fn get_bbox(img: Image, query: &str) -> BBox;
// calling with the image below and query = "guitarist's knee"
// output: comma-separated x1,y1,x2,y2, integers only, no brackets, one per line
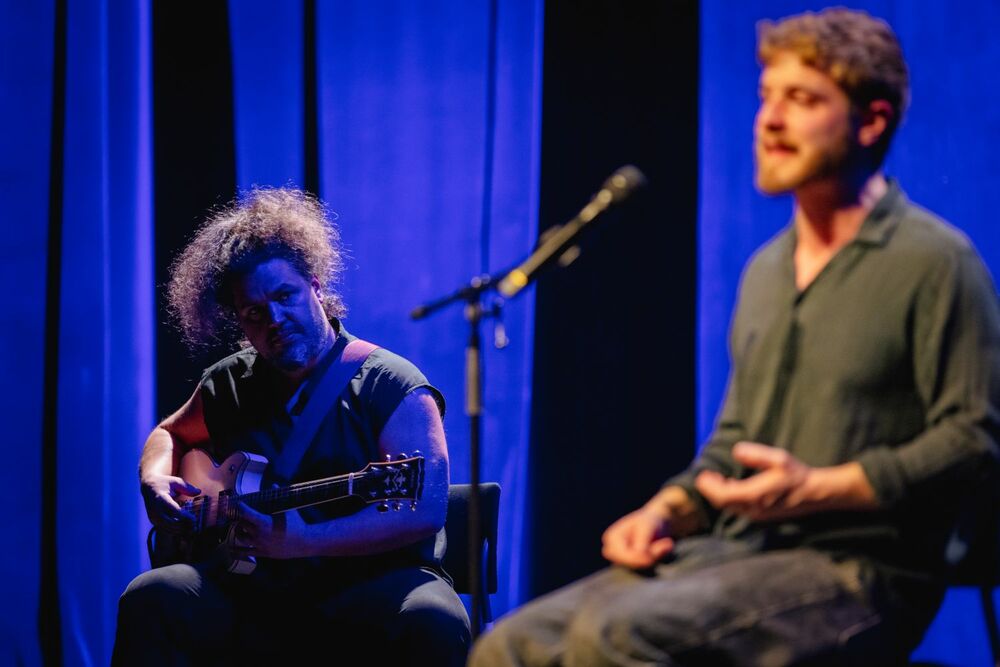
119,564,205,620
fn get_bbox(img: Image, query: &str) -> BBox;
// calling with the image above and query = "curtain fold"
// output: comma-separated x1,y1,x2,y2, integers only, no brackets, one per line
0,1,55,663
56,0,154,664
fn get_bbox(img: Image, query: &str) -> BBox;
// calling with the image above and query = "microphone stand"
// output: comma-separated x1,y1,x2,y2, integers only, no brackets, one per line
410,165,645,638
412,274,506,638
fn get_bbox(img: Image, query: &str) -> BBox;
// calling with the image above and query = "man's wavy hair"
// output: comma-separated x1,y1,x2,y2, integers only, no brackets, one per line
757,7,909,164
167,187,346,348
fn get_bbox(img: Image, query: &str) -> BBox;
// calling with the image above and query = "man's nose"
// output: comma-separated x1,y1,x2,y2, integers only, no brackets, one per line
757,100,786,130
265,301,284,325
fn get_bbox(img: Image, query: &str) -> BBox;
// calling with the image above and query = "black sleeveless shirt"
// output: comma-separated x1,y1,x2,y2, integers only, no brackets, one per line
198,320,447,592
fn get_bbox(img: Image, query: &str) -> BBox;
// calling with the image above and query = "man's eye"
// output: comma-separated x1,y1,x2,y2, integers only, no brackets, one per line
244,307,262,322
790,92,818,106
278,292,292,302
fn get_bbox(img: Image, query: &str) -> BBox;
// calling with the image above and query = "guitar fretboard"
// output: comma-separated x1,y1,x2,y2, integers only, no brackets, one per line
180,465,420,532
239,474,357,515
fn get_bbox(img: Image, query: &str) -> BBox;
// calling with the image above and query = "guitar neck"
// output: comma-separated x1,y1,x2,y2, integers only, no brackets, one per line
240,473,356,515
177,452,423,530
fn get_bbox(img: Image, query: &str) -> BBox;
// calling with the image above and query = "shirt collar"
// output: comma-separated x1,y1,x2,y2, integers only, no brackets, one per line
779,177,907,253
852,178,906,246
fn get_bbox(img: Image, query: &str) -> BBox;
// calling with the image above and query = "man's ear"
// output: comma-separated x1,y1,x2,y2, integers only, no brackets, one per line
857,99,894,148
311,275,323,297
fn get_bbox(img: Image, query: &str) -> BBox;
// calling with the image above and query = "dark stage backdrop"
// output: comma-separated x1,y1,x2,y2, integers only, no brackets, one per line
528,1,699,595
700,2,1000,664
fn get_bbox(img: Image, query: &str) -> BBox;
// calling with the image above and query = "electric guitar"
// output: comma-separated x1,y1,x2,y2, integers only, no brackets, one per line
148,448,424,574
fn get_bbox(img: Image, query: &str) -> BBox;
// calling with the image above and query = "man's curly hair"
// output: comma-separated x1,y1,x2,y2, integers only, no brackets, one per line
167,187,346,348
758,7,909,164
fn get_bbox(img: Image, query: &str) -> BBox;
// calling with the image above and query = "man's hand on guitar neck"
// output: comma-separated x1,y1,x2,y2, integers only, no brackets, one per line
233,502,314,560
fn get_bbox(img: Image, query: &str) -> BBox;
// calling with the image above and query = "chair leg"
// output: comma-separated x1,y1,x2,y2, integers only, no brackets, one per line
480,588,493,628
980,585,1000,667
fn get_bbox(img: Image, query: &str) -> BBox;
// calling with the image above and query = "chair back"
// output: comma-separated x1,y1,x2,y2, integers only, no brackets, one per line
944,480,1000,587
443,482,500,596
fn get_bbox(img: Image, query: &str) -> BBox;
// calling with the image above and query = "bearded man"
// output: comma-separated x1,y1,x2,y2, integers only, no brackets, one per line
113,189,470,665
470,8,1000,666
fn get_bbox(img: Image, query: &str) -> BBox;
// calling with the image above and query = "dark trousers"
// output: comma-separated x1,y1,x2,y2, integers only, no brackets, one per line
113,562,470,666
470,537,925,667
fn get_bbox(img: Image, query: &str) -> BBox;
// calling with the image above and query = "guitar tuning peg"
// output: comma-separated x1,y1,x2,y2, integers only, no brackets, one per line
409,501,418,511
385,454,392,462
377,502,390,513
395,453,409,460
392,501,401,512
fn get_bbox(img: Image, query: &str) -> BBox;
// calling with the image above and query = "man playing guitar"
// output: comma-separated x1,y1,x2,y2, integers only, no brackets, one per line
113,188,470,666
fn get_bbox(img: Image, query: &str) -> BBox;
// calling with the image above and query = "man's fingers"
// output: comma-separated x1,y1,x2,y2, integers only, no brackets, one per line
157,494,194,521
732,442,791,470
169,479,202,497
236,502,269,534
696,468,790,507
604,538,669,570
648,537,674,560
602,526,671,569
603,543,656,569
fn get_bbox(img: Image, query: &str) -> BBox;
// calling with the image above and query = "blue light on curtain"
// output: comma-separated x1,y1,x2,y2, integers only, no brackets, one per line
699,2,1000,665
56,0,154,664
479,0,543,611
229,2,305,190
315,0,542,617
0,1,54,664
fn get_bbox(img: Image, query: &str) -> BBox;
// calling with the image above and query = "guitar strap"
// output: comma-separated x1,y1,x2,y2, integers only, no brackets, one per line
270,338,379,484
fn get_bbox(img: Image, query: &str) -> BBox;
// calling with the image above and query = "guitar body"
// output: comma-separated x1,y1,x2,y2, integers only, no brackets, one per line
148,448,424,575
150,450,269,574
180,449,268,526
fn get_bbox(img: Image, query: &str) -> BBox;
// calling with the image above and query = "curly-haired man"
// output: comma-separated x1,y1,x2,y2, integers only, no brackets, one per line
470,8,1000,666
113,189,470,665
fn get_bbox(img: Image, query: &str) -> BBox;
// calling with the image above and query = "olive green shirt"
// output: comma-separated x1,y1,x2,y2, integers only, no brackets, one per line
670,182,1000,579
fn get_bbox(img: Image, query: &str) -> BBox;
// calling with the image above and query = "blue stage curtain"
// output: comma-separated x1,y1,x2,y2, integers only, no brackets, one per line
229,2,305,190
0,2,54,664
55,0,155,664
227,0,542,617
699,2,1000,665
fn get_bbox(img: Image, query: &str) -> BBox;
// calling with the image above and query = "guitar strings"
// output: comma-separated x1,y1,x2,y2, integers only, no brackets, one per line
180,473,365,513
179,463,418,527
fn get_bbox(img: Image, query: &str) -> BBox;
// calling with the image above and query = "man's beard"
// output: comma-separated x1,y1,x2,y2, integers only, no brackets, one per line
268,333,325,372
755,132,854,195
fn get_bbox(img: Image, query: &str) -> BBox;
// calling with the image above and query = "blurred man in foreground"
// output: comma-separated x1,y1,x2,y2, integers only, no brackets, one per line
472,8,1000,666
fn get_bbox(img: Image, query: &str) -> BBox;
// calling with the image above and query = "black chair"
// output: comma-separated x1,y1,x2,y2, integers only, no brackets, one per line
443,482,501,633
937,489,1000,666
910,483,1000,666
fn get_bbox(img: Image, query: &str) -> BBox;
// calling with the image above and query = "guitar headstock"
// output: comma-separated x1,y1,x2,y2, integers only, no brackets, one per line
354,453,424,511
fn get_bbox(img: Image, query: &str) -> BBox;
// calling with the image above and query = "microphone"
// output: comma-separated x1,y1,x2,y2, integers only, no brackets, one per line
497,165,646,298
